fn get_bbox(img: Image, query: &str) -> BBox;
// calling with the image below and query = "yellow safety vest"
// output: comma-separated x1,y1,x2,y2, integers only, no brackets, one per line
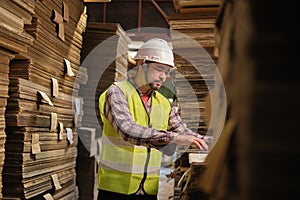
98,81,171,195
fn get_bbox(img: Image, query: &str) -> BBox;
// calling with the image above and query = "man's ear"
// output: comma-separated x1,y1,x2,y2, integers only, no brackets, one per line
137,60,146,72
127,55,137,69
137,59,145,67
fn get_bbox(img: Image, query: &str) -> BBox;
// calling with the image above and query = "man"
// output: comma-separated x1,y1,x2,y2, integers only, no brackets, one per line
98,38,208,200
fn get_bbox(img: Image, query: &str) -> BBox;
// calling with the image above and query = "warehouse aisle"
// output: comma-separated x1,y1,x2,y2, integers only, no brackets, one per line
158,167,174,200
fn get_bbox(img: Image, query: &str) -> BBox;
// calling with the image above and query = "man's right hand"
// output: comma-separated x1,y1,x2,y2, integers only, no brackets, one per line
173,135,208,150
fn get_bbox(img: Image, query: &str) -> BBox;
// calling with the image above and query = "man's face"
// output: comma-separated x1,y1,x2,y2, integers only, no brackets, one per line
146,62,172,90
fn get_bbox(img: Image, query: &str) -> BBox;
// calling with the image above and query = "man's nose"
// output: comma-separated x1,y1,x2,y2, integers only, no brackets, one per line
159,71,167,81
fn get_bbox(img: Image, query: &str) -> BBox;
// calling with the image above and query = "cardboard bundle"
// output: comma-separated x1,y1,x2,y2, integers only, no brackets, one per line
0,0,34,55
2,0,87,199
168,11,219,62
0,0,35,197
0,50,15,199
173,0,220,14
10,0,87,95
80,22,130,131
76,127,99,200
76,22,131,200
168,7,219,134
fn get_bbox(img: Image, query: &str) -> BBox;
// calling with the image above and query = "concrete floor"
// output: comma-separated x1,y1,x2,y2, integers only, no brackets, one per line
158,167,174,200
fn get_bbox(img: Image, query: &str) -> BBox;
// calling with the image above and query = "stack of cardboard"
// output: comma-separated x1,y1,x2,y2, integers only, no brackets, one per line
173,0,220,14
0,50,13,199
76,127,99,200
0,0,35,198
168,5,220,135
2,0,87,199
168,1,223,198
80,22,131,131
75,22,130,199
168,11,219,62
81,22,130,82
0,0,34,55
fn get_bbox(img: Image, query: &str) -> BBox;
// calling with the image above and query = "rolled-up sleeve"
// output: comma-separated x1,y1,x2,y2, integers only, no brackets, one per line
168,106,202,138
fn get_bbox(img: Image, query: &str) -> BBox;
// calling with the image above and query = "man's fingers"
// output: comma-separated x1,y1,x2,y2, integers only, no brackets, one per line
194,138,208,150
174,135,209,150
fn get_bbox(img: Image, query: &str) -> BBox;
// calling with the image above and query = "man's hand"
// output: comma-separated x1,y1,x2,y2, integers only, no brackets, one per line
173,135,208,150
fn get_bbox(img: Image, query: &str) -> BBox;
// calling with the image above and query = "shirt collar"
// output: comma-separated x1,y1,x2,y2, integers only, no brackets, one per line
128,78,156,97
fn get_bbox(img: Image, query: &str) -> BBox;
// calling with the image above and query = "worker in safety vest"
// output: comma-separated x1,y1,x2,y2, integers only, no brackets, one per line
98,38,208,200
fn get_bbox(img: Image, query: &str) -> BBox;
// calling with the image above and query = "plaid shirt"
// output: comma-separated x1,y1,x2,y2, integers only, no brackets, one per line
102,81,200,148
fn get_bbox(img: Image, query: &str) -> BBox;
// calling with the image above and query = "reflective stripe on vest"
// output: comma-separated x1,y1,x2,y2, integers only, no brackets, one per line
98,81,171,195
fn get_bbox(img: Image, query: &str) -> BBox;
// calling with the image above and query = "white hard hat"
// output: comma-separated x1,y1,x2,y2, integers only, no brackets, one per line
134,38,175,68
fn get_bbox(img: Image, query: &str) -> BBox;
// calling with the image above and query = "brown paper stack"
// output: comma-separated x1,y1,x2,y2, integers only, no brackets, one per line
2,0,87,199
173,0,220,14
0,0,34,55
0,0,36,198
76,22,131,200
80,22,131,131
76,127,99,200
168,5,220,135
0,50,14,199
